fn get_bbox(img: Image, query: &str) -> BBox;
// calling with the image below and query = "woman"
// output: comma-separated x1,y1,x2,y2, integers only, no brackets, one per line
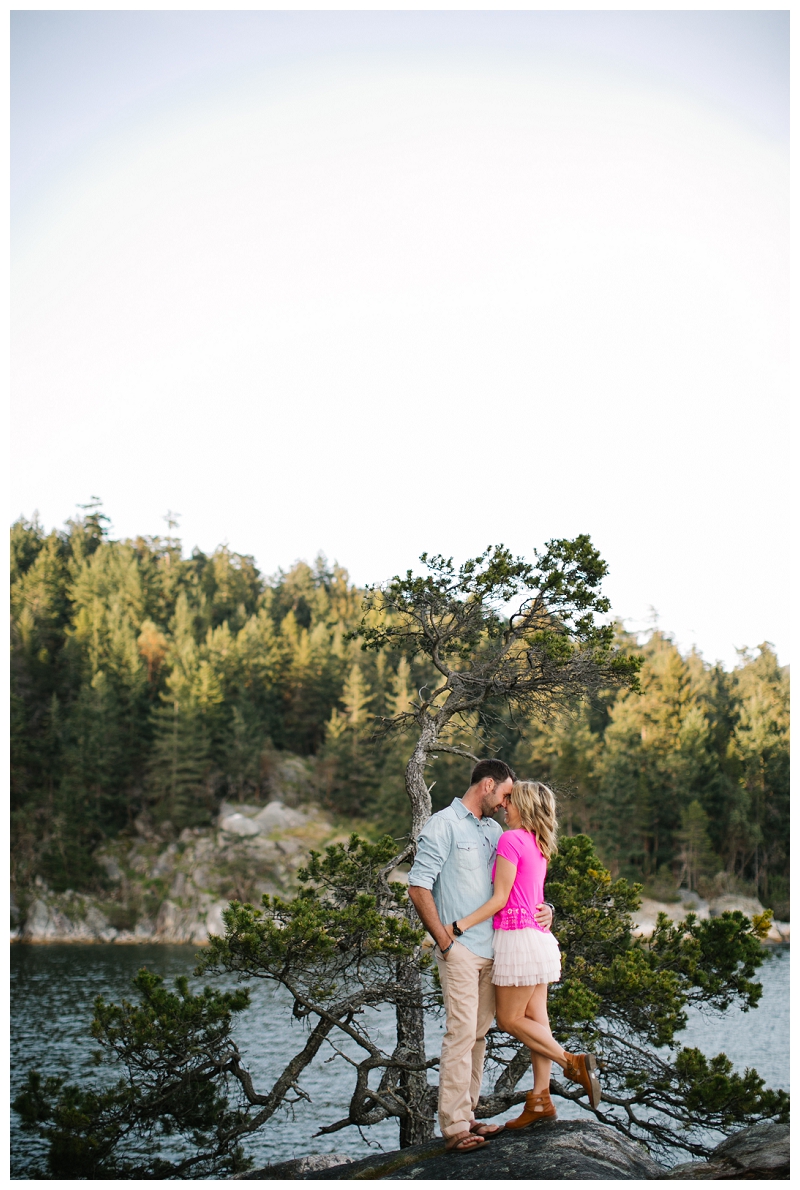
452,780,601,1127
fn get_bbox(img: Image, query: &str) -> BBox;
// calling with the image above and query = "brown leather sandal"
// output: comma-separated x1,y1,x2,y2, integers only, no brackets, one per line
445,1131,487,1153
504,1089,557,1129
563,1051,602,1108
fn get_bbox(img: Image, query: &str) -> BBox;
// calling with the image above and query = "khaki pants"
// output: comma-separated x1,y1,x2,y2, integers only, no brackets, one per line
435,940,496,1138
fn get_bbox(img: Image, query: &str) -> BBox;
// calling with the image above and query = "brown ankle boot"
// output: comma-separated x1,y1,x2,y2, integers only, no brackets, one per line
504,1089,557,1129
563,1052,602,1108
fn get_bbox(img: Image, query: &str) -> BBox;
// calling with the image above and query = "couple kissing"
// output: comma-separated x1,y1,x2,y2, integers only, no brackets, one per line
407,758,602,1154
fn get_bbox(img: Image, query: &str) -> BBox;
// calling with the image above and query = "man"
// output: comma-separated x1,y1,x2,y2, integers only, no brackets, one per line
407,759,554,1153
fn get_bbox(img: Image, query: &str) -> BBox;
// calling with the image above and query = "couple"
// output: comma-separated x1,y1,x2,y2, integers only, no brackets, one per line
407,758,602,1154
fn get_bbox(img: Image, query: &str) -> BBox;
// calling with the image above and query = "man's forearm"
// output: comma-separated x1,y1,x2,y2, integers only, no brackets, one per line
408,886,451,949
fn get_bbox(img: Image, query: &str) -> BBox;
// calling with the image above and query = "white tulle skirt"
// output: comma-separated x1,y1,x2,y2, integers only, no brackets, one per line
492,927,562,986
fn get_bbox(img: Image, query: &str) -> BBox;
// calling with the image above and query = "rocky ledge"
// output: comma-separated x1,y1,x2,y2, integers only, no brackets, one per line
665,1121,789,1180
236,1121,788,1181
12,790,348,946
246,1121,662,1180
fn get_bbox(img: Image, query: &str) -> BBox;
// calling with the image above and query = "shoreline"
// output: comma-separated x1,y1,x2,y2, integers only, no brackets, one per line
12,802,789,949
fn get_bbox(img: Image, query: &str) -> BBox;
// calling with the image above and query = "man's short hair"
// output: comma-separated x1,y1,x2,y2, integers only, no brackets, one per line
470,758,515,787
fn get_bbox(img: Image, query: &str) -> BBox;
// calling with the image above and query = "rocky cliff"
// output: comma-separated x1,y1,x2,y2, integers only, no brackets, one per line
11,796,349,945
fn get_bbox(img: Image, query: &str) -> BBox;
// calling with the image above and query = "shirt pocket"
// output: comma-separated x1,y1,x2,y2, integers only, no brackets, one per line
455,842,481,871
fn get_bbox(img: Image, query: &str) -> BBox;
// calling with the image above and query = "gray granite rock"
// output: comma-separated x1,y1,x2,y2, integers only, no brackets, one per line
20,896,114,942
708,896,765,919
306,1121,665,1180
276,836,302,856
235,1153,352,1179
204,900,229,939
252,802,306,832
219,812,263,837
97,854,123,882
768,921,790,945
21,898,54,940
632,898,709,938
13,797,333,947
666,1121,789,1180
151,843,179,877
155,898,180,937
84,905,112,936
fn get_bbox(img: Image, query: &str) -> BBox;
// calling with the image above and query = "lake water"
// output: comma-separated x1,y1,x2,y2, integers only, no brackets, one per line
10,943,789,1178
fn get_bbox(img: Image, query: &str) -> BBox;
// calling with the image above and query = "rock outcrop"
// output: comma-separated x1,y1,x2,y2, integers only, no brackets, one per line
232,1122,790,1182
266,1121,788,1182
633,895,789,945
13,793,348,946
300,1121,665,1180
666,1121,789,1180
18,895,119,944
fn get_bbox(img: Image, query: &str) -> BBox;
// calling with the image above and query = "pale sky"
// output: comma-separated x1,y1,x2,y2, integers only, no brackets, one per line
11,11,789,670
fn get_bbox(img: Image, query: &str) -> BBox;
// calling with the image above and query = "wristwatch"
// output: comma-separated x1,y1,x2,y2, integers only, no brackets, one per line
452,921,464,936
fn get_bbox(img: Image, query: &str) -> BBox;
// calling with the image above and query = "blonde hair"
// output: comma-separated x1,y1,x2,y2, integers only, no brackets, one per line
511,780,559,860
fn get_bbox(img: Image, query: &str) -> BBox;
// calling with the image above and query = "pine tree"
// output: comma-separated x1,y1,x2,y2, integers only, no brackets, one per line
675,800,719,892
222,700,271,802
513,698,603,836
728,644,789,904
595,632,718,880
146,697,212,830
319,664,380,818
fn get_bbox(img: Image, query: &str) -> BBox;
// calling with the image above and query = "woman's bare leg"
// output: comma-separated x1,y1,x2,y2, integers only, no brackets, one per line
495,985,566,1070
525,984,555,1093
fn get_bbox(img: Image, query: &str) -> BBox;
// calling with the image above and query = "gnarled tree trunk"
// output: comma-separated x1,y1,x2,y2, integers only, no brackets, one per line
392,718,441,1145
405,718,438,842
395,959,437,1146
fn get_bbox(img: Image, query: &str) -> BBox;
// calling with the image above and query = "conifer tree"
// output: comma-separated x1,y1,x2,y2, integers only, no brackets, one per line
676,800,719,891
728,645,789,903
319,663,380,817
146,696,213,830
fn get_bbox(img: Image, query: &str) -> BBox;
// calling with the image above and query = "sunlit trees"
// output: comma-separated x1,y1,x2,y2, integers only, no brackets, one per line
727,644,789,908
10,513,789,912
318,663,381,818
592,632,716,880
146,698,213,830
512,696,605,837
11,514,361,882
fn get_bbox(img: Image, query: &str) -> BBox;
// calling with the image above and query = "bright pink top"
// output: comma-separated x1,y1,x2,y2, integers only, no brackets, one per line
492,829,549,932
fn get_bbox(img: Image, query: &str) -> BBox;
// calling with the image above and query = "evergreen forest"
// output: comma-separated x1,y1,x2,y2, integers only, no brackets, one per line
10,508,790,919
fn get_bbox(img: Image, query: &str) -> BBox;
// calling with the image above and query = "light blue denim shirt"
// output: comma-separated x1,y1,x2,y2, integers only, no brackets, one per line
407,797,503,959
